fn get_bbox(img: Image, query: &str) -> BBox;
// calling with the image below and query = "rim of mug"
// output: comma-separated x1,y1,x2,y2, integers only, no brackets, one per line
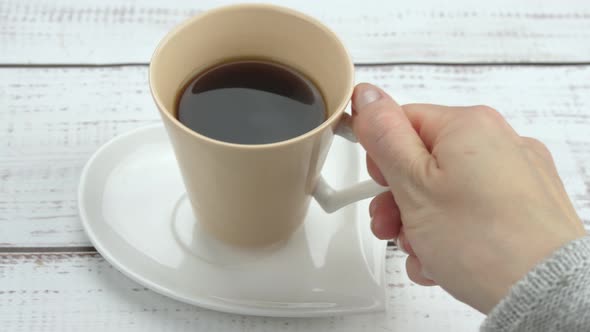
149,3,355,150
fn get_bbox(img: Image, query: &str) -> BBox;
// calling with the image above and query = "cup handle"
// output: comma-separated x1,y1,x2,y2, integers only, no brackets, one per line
313,114,389,213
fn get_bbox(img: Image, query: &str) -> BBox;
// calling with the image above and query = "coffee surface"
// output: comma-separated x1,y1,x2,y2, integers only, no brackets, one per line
176,60,327,145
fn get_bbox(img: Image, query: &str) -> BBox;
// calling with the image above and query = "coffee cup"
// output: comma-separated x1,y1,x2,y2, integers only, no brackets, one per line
150,4,385,247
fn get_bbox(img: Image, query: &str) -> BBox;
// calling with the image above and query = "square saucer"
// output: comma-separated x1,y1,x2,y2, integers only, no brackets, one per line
78,125,386,317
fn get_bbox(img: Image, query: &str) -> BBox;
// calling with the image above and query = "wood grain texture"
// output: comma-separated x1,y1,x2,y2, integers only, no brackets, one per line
1,0,590,64
1,65,589,248
0,67,159,247
0,248,483,331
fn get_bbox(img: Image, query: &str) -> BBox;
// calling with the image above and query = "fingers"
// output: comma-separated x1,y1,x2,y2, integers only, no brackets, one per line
366,155,387,186
396,228,416,256
369,191,401,240
353,84,435,286
351,83,434,185
406,255,437,286
401,103,458,151
399,229,436,286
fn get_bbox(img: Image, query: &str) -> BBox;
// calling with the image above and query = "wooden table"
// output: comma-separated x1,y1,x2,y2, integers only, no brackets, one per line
1,0,589,330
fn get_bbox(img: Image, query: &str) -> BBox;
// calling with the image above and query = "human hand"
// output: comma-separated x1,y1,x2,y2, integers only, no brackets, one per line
351,83,586,313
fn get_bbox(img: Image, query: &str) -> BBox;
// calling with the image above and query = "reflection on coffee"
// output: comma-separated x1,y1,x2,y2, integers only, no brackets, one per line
176,60,327,144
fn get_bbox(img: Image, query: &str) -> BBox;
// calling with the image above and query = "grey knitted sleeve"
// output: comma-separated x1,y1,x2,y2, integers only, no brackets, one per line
481,235,590,332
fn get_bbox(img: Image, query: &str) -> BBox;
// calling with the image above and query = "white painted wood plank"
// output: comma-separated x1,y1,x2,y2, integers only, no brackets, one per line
1,65,589,247
1,0,590,64
0,248,484,331
0,66,159,247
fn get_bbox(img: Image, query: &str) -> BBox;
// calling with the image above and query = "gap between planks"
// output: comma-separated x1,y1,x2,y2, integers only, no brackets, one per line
0,242,397,254
0,246,96,254
2,61,590,69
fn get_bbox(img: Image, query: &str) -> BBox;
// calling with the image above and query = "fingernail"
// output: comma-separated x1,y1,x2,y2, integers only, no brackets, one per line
422,269,433,280
354,85,382,110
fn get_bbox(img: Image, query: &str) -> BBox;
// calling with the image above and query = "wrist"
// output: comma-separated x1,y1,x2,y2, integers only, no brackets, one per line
481,235,590,331
463,231,585,313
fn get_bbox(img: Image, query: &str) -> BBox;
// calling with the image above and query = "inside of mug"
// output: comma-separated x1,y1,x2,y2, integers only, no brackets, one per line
150,4,353,120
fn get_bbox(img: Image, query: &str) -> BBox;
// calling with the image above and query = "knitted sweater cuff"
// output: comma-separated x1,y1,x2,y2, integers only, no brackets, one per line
481,235,590,332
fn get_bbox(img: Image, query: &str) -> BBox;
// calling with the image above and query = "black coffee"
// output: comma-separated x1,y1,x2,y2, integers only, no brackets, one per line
176,60,327,144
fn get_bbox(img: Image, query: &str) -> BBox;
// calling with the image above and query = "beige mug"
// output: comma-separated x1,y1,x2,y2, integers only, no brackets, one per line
150,4,386,247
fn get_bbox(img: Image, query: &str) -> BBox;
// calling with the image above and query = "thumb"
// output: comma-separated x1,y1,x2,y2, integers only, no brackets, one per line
351,83,432,185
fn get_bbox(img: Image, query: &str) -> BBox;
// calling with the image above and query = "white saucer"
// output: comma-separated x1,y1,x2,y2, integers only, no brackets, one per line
78,125,386,317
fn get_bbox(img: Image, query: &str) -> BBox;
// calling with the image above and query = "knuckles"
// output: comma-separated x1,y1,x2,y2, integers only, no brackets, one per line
469,105,505,125
522,137,553,161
